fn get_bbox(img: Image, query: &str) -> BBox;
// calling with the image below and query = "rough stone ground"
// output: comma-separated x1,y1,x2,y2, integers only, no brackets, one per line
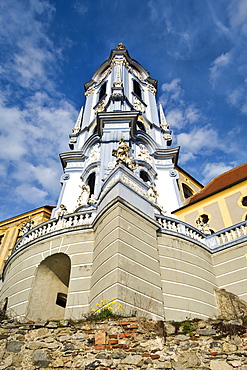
0,317,247,369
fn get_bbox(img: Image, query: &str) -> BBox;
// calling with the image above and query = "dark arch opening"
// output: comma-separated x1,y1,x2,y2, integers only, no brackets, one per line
99,82,106,101
242,196,247,207
182,183,194,199
87,172,96,196
133,80,142,100
140,170,151,183
137,121,146,132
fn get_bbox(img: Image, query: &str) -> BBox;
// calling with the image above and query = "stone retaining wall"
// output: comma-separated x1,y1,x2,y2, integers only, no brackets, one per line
0,317,247,369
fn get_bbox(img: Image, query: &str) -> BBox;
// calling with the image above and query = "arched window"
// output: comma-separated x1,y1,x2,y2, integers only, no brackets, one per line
182,183,194,199
137,121,146,132
133,80,142,100
140,170,150,183
87,172,96,196
99,82,106,101
242,196,247,207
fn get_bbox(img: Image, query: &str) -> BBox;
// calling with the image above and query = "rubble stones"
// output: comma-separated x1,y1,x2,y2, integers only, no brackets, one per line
0,318,247,368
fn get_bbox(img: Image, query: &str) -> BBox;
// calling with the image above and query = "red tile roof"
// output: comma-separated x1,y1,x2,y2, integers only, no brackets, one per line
184,162,247,206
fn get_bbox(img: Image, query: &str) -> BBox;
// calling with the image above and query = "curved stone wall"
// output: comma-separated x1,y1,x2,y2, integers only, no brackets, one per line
158,234,217,320
1,229,94,321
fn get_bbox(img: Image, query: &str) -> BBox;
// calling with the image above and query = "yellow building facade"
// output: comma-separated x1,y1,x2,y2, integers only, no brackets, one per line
0,206,53,274
174,163,247,232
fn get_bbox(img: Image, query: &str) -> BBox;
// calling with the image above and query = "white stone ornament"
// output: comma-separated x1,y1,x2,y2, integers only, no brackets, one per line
88,144,100,164
21,217,34,235
77,184,91,207
57,204,68,218
136,144,152,164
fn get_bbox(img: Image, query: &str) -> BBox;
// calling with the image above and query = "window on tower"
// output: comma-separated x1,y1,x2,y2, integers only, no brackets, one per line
137,121,146,132
99,82,107,101
133,80,142,100
242,196,247,207
140,170,151,183
87,172,96,196
182,183,194,199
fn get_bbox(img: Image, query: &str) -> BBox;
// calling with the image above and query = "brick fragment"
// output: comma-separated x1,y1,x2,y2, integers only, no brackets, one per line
150,354,160,359
94,344,106,350
119,322,130,326
119,333,131,338
108,339,118,345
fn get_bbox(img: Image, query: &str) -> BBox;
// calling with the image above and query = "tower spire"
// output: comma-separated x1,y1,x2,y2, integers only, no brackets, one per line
159,103,169,130
159,103,172,146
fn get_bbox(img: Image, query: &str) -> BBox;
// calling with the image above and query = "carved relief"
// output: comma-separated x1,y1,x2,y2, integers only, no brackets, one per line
134,96,145,112
147,83,156,95
164,133,172,141
121,175,147,199
136,144,152,164
94,99,105,113
21,217,34,235
112,138,136,171
97,67,111,85
147,183,158,204
85,87,96,97
88,143,100,164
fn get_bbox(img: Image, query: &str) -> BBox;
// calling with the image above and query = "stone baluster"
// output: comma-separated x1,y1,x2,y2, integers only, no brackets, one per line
241,225,247,235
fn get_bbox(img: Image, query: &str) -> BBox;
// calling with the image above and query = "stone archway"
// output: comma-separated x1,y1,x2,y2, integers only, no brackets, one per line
26,253,71,322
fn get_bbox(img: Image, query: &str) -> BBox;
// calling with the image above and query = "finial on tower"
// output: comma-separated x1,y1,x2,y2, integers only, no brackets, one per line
159,103,172,145
116,43,126,50
159,103,169,131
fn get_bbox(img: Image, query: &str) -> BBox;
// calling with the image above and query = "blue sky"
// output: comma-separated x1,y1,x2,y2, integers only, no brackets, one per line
0,0,247,221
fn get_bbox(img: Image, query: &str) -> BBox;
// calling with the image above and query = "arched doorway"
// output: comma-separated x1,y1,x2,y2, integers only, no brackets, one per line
26,253,71,322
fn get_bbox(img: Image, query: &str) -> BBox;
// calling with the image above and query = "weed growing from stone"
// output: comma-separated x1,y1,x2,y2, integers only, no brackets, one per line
89,299,125,321
171,319,196,336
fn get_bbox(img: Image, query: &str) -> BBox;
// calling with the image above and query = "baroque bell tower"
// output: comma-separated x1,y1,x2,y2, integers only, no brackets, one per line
3,44,200,322
53,43,181,219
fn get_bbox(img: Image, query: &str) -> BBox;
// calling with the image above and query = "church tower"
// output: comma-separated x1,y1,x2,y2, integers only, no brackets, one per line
53,43,181,219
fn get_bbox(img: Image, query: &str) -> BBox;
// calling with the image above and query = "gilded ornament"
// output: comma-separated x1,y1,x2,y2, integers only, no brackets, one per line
112,138,137,171
116,43,126,50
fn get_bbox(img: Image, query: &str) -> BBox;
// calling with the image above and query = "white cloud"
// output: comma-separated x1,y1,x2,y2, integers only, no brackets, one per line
0,0,77,213
202,162,233,184
166,109,184,128
209,52,231,84
15,184,48,204
176,126,222,165
227,88,243,107
161,78,183,103
228,0,247,33
160,78,202,129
